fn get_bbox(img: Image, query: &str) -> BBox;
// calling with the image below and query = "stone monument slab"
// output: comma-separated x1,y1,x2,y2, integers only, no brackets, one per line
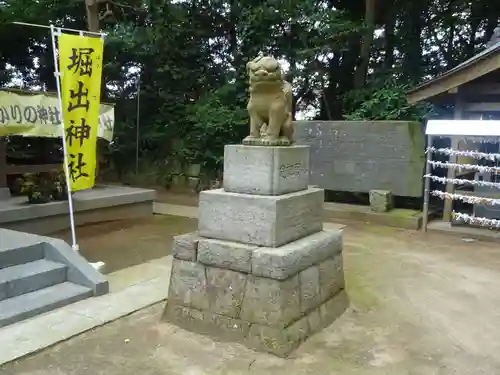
223,145,309,195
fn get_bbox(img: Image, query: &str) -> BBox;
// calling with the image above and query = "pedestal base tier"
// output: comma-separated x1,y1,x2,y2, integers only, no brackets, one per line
164,284,347,358
164,229,346,357
223,145,310,195
198,187,324,247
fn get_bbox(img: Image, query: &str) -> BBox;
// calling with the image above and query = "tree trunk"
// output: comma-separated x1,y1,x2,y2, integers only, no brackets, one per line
85,0,100,32
85,0,102,182
354,0,376,88
401,0,426,84
383,11,395,71
467,1,480,57
228,0,238,64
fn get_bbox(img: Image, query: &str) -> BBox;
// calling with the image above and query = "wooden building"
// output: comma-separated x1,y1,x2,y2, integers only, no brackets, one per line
407,35,500,222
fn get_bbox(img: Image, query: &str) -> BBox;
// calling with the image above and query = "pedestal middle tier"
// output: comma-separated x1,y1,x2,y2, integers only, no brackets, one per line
198,187,323,247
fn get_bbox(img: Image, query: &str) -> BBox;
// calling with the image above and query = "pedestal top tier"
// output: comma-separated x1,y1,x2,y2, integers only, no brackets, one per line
223,145,310,196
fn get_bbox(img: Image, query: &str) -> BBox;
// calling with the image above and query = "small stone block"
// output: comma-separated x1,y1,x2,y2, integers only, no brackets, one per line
319,254,345,302
240,275,300,327
198,188,324,247
172,232,200,261
186,164,201,177
206,268,247,318
251,230,342,280
369,190,394,213
171,175,186,188
197,238,257,273
168,259,208,310
223,145,310,195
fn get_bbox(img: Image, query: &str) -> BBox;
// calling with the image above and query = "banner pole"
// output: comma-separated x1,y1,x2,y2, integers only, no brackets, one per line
50,24,79,252
422,135,433,232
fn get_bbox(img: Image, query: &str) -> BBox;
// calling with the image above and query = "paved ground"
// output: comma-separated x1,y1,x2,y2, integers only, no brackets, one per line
0,256,173,366
51,215,196,273
3,223,500,374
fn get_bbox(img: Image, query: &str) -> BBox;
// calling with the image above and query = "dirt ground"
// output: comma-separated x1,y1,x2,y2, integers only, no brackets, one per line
3,223,500,374
51,215,196,273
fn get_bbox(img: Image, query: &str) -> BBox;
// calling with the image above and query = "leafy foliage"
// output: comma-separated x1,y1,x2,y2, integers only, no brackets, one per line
1,0,499,180
19,171,68,204
344,77,433,121
185,85,248,170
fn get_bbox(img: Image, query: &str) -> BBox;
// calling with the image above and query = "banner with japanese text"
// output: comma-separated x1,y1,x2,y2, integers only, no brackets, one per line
0,90,114,141
59,33,104,192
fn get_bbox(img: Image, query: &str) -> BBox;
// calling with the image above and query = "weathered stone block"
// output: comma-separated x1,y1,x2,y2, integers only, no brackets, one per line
223,145,310,195
168,259,208,310
172,232,200,261
197,238,256,273
319,290,349,328
251,230,342,280
319,254,345,302
163,286,348,358
198,188,324,247
240,275,300,327
163,303,251,341
246,315,309,357
299,265,321,314
369,190,394,212
206,268,247,318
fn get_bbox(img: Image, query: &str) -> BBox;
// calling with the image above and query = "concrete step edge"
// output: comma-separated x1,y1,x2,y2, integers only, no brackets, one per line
0,260,67,300
0,282,93,328
0,244,44,270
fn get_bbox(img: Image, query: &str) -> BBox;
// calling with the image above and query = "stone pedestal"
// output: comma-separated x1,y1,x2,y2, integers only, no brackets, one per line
163,144,347,357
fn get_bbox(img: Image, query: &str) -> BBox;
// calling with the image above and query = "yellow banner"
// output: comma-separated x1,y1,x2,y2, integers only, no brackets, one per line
0,90,114,141
59,33,104,192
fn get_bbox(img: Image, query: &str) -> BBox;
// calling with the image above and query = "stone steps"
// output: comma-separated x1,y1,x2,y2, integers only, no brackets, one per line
0,259,67,301
0,235,108,328
0,282,93,328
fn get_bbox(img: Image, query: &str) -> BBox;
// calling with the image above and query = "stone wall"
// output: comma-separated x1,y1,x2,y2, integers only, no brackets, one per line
168,163,221,193
294,121,426,197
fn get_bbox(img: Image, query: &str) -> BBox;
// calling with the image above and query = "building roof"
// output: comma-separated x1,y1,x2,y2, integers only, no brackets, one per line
407,39,500,104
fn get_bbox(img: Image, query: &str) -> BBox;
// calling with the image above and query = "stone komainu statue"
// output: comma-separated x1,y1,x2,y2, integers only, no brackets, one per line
243,53,294,146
